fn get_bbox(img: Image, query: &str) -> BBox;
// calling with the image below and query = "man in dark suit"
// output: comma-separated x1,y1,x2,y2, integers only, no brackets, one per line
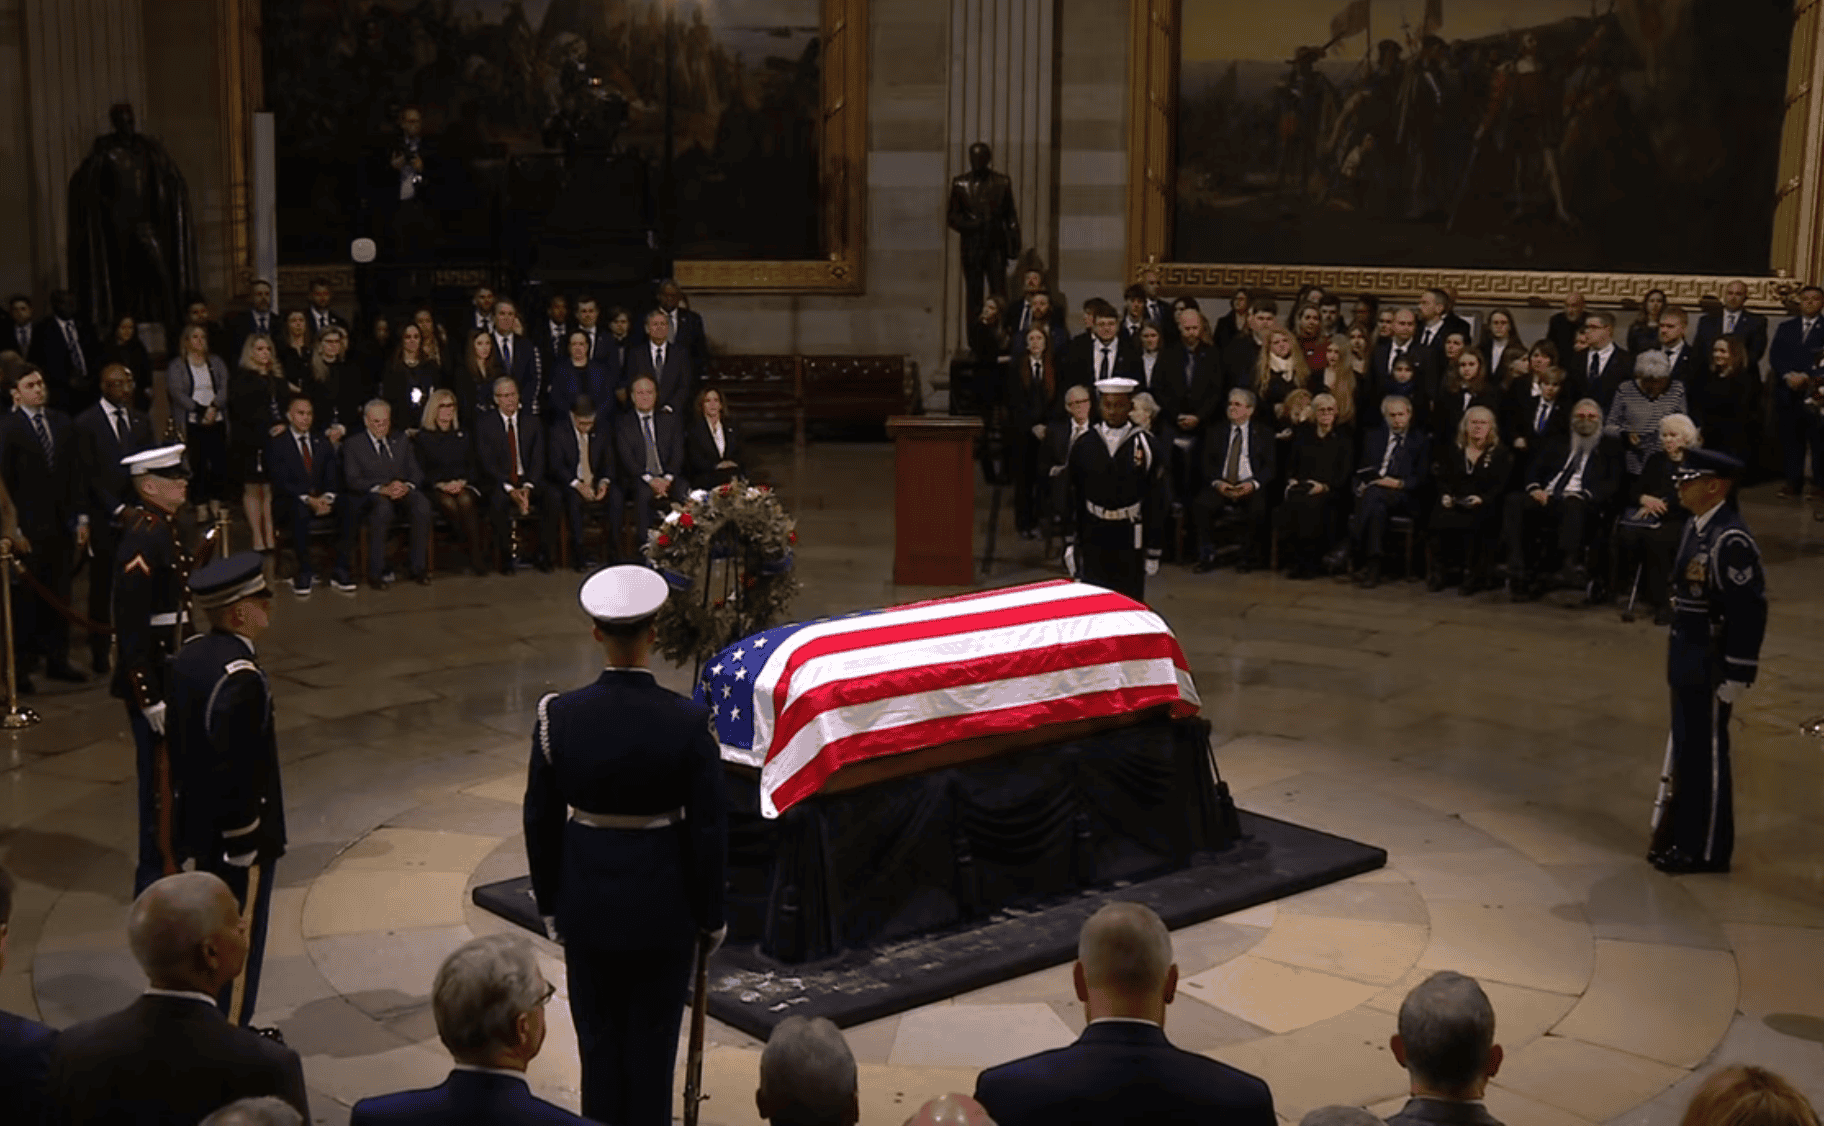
1572,310,1634,411
305,277,348,338
1694,280,1769,371
756,1016,859,1126
1157,307,1225,505
524,565,726,1126
627,309,696,416
6,294,32,358
548,395,614,571
974,902,1275,1126
1342,394,1431,588
1008,287,1069,345
43,871,307,1125
1059,301,1138,399
75,364,155,674
1117,284,1154,347
225,279,278,360
1769,285,1824,498
1139,265,1171,328
451,283,496,347
613,375,688,541
652,279,708,373
267,397,358,596
475,377,560,572
1500,398,1619,595
1414,287,1471,360
490,300,544,416
1655,305,1701,393
350,935,592,1126
1372,308,1439,400
1043,385,1095,528
340,400,433,588
1221,297,1278,390
0,865,56,1126
531,291,573,378
1502,369,1569,473
1385,972,1507,1126
1191,388,1276,573
2,366,89,684
1545,292,1586,363
29,289,100,412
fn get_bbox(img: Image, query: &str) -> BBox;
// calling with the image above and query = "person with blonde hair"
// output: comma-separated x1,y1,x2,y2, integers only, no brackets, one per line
1680,1066,1820,1126
1427,405,1510,594
413,388,486,575
1253,325,1312,422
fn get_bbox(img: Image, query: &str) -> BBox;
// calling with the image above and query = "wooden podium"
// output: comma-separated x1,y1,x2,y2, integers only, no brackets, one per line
885,414,982,585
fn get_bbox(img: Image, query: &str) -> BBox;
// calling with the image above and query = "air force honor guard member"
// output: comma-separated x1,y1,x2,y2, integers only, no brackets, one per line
1650,448,1766,875
169,552,285,1025
113,444,197,894
1062,377,1167,602
523,565,727,1126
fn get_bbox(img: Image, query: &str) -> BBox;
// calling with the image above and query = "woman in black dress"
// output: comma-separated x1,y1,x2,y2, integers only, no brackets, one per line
307,326,368,443
1692,335,1757,466
685,386,745,488
1427,405,1511,594
1627,288,1667,355
381,321,445,434
1433,350,1503,466
1277,393,1353,578
276,310,315,390
228,334,288,553
413,389,487,574
1614,413,1696,624
456,330,503,430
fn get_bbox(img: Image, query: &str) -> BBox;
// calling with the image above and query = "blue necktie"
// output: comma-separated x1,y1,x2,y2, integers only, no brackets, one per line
32,411,53,467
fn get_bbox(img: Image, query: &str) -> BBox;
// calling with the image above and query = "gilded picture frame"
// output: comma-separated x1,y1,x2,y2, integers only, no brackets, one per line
1127,0,1824,313
229,0,867,298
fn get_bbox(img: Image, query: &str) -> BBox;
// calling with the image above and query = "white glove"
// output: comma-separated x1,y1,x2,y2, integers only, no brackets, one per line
542,915,562,942
1063,546,1076,577
1716,680,1747,705
1031,424,1045,439
702,923,728,956
1144,558,1159,576
142,701,167,735
224,850,256,868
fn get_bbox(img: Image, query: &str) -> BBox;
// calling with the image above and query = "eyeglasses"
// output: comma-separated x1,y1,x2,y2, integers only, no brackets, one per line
531,981,557,1008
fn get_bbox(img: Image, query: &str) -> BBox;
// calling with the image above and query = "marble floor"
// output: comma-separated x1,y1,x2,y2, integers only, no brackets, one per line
4,441,1822,1126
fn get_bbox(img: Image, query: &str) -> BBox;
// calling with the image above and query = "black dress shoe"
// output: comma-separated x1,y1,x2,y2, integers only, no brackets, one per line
1648,847,1730,875
44,663,87,684
91,653,111,676
412,572,431,586
372,578,392,591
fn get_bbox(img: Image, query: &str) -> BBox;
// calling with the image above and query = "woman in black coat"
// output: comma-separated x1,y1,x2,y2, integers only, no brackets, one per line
413,389,486,574
306,327,370,443
1427,405,1511,593
1613,413,1696,625
226,334,288,553
684,386,744,487
1691,336,1758,466
1432,351,1503,468
1276,393,1354,579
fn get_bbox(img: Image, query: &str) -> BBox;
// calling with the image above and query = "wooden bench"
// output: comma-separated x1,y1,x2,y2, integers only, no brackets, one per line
702,354,916,447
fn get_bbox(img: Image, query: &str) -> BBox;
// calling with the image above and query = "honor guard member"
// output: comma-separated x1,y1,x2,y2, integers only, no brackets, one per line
1063,377,1167,602
114,444,197,895
1649,448,1766,874
169,552,285,1026
523,565,727,1126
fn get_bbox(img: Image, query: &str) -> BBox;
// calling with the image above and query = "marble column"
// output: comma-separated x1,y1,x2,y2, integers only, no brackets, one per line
20,0,148,291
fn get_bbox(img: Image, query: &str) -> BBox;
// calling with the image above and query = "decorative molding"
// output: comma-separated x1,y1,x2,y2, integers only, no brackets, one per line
1128,0,1824,310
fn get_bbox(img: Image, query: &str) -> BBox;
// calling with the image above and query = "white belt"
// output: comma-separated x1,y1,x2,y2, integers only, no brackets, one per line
1086,501,1142,521
149,611,190,628
569,807,685,830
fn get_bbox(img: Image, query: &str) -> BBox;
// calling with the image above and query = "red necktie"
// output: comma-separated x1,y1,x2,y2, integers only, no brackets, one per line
299,434,313,474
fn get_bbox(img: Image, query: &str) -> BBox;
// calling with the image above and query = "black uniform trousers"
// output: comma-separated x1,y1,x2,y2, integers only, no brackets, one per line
1655,641,1736,868
201,856,277,1027
130,707,177,895
567,938,695,1126
1078,518,1146,603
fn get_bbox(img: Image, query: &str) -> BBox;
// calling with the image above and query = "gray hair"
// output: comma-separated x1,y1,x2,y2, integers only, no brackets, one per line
432,934,547,1060
1227,387,1257,408
199,1098,302,1126
1130,391,1159,420
759,1016,857,1126
363,398,392,419
1633,349,1671,381
1299,1107,1383,1126
1078,901,1172,992
128,872,237,982
1311,393,1338,411
1381,394,1412,418
1660,412,1700,449
1396,971,1497,1095
491,376,520,396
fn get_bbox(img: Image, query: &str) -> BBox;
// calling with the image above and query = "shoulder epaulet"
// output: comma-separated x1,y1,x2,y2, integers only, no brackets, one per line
122,507,161,534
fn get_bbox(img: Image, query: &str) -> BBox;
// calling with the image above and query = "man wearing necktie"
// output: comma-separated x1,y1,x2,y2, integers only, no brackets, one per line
1768,284,1824,499
478,378,560,573
612,376,688,555
632,309,695,416
1694,280,1768,371
340,401,433,589
33,290,100,412
75,365,157,674
266,397,358,596
1191,389,1275,573
0,367,90,685
1062,300,1136,397
1340,396,1429,587
1043,385,1094,530
230,279,276,358
307,278,345,337
1574,310,1631,411
1501,398,1617,597
8,294,32,356
653,279,707,374
1655,305,1696,391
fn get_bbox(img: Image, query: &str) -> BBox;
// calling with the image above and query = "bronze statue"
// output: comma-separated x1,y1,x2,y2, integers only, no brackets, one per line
947,142,1021,326
68,103,198,331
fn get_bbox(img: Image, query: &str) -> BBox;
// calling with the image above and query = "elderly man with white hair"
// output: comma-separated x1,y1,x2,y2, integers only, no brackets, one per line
200,1096,303,1126
974,901,1274,1126
1385,971,1506,1126
756,1015,859,1126
42,872,308,1126
350,933,586,1126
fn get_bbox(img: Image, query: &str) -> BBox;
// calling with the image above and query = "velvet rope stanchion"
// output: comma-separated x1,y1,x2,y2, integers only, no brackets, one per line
214,508,232,555
0,540,41,730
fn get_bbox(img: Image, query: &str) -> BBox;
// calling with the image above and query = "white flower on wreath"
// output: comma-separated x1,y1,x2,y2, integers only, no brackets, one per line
663,510,683,526
689,489,710,504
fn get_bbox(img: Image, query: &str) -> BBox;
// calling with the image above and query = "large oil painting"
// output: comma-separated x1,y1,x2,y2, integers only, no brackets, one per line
262,0,823,264
1171,0,1795,275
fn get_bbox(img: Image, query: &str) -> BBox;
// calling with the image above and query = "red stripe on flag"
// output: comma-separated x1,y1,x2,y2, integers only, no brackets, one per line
765,684,1197,814
768,633,1183,760
766,589,1142,726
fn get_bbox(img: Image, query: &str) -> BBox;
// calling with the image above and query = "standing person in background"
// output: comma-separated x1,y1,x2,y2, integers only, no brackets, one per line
167,323,232,519
99,314,154,412
75,364,155,675
2,366,89,687
1008,325,1059,541
1063,377,1166,602
227,336,287,555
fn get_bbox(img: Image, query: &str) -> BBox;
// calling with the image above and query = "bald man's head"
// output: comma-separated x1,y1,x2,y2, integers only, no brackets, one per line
128,872,247,992
1077,902,1173,991
902,1093,997,1126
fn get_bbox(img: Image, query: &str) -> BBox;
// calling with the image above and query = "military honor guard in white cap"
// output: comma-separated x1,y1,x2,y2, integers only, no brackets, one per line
1650,448,1766,874
1062,376,1167,602
114,444,199,894
522,565,727,1126
168,551,285,1025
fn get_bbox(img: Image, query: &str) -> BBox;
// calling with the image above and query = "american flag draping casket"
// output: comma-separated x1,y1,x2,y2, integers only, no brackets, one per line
696,580,1202,818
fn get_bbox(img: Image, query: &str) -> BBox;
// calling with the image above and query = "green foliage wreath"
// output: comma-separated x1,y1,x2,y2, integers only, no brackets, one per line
645,480,800,666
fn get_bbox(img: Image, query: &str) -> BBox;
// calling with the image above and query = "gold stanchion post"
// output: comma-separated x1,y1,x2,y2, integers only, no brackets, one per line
0,540,42,729
214,509,232,556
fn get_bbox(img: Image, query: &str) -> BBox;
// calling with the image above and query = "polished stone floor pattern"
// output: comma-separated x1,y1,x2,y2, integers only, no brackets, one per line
3,442,1822,1126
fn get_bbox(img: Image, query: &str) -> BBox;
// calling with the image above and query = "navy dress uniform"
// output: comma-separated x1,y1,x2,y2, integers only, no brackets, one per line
1063,378,1167,602
523,566,727,1126
168,553,286,1025
112,445,198,894
1650,449,1766,874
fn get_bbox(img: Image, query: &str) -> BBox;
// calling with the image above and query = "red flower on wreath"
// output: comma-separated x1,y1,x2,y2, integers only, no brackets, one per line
789,531,798,544
656,533,672,547
679,513,695,529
